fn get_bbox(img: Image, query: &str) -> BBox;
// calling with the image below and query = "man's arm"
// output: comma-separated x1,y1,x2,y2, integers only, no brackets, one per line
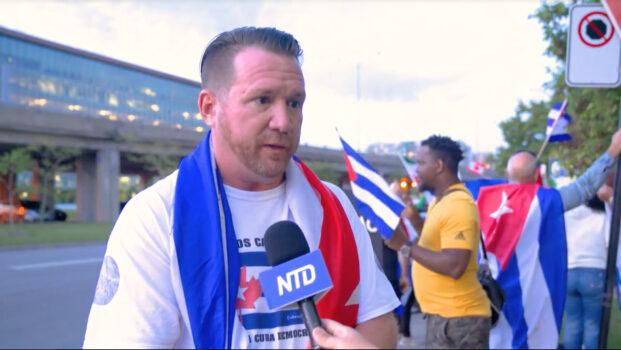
408,244,471,279
355,312,398,349
560,129,621,211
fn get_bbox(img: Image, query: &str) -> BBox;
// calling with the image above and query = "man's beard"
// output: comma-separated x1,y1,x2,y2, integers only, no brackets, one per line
220,118,297,179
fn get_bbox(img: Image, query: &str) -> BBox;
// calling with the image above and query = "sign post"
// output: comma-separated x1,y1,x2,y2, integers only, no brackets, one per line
567,3,621,348
579,1,621,348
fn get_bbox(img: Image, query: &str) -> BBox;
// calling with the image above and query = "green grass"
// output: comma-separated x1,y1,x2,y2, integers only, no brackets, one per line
0,222,112,247
608,298,621,348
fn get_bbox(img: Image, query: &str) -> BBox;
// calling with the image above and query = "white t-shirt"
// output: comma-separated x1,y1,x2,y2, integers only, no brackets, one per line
83,171,399,349
564,204,607,269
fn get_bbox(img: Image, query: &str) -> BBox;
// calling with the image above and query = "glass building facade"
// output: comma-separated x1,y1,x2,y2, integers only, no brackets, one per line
0,27,204,132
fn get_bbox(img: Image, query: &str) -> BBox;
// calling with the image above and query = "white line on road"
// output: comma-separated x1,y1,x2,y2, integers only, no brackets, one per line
11,258,102,270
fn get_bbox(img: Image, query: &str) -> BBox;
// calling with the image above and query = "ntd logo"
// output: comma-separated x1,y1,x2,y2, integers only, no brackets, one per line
259,250,333,310
277,264,316,296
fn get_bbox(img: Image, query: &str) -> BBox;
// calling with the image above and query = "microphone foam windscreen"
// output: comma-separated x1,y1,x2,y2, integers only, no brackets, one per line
264,220,310,266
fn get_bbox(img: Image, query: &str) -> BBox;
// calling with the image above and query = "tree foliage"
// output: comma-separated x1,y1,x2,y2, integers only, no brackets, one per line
0,147,32,226
125,153,181,185
29,146,80,218
496,0,619,176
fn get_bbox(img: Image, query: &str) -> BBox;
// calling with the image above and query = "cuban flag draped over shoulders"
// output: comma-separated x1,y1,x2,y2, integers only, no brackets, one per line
547,99,572,143
465,178,507,200
339,136,404,240
477,183,567,349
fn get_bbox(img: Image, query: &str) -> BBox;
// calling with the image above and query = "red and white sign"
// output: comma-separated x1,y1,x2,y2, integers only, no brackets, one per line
603,0,621,39
578,11,615,47
566,4,621,88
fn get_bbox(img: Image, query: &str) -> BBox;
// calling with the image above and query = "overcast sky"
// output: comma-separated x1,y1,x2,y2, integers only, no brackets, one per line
0,0,556,153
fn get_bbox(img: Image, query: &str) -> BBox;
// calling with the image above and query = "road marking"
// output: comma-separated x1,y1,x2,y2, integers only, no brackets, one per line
11,258,102,270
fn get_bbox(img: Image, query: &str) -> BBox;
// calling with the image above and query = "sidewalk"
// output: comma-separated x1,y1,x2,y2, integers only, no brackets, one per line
398,311,426,349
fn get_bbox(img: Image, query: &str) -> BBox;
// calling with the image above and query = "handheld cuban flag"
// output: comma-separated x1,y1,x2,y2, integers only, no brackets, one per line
466,160,488,177
339,135,405,239
546,99,572,143
477,184,566,349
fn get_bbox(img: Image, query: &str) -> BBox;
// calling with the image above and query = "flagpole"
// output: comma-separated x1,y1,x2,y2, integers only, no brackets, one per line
356,63,361,152
598,95,621,349
535,99,568,161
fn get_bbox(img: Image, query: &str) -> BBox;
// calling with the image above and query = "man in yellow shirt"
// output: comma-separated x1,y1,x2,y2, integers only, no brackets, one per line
401,135,490,349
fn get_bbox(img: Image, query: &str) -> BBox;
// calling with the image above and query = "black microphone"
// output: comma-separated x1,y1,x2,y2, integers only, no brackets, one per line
264,220,323,349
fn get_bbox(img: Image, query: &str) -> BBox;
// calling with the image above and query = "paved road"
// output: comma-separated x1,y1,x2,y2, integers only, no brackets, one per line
0,243,106,349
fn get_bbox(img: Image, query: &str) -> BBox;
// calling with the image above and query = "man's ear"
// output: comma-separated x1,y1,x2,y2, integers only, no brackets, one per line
198,89,218,127
435,158,445,175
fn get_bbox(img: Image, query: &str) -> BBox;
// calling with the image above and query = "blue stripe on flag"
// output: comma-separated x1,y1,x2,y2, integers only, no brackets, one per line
241,309,304,330
465,179,507,200
353,174,404,215
548,134,571,143
340,137,378,174
355,200,394,239
536,188,567,331
499,253,530,350
240,252,269,267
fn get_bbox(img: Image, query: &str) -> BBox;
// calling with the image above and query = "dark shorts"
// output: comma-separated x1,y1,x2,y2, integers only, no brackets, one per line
425,314,490,349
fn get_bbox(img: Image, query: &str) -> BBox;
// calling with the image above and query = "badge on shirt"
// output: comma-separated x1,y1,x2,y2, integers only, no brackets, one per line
93,255,120,305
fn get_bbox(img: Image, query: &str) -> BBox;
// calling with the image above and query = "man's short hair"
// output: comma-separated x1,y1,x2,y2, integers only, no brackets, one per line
199,27,303,92
421,135,464,175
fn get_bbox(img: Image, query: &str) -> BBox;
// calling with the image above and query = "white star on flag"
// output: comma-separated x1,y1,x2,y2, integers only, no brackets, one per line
490,191,513,220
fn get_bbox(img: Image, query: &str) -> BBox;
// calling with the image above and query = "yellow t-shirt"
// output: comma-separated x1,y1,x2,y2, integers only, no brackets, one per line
412,183,491,318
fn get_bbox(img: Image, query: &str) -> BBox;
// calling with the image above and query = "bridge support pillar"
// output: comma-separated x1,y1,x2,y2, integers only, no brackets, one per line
76,148,120,222
76,152,96,222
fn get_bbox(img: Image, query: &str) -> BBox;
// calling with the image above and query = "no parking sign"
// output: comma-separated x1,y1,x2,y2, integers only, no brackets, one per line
566,4,621,87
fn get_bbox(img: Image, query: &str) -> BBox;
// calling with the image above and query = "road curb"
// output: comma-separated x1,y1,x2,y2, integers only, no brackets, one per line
0,240,108,252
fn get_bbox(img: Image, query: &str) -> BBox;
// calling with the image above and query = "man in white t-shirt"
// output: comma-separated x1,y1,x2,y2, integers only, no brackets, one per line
83,27,399,349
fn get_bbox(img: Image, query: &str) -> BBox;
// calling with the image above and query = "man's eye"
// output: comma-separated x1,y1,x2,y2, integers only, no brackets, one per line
289,100,302,109
257,97,270,105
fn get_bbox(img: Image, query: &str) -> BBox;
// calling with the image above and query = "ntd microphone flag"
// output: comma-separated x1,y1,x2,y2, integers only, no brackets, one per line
339,135,405,239
258,250,333,311
546,99,572,143
477,184,566,349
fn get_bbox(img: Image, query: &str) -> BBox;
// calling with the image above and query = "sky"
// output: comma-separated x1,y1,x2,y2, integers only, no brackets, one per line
0,0,557,153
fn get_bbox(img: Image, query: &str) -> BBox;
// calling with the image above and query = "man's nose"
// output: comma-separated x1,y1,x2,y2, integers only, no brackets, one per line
269,102,293,133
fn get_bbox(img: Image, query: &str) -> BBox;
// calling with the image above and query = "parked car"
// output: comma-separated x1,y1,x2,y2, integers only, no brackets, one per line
20,200,67,222
0,202,25,224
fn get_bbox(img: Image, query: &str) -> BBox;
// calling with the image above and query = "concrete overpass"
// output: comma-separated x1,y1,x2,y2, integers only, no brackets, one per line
1,104,403,221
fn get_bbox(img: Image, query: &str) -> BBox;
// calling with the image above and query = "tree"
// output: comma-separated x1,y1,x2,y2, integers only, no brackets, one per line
496,0,620,175
29,146,80,220
125,153,181,186
0,147,32,226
